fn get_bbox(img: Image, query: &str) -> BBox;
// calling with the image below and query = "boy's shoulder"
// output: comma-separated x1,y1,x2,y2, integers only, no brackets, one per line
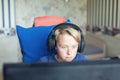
74,53,87,60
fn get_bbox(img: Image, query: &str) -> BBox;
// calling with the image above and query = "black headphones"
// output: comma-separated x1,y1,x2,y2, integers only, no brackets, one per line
47,23,85,53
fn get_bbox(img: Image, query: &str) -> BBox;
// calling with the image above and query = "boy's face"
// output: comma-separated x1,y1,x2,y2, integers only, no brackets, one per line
56,34,79,62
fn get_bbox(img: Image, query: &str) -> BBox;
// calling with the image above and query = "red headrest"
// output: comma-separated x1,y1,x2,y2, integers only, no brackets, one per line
34,16,66,27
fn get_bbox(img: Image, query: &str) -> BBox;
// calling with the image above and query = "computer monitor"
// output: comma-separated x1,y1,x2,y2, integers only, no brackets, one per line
3,59,120,80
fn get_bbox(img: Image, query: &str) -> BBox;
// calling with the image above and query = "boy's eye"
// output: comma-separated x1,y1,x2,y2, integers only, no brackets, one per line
72,45,77,49
61,46,67,49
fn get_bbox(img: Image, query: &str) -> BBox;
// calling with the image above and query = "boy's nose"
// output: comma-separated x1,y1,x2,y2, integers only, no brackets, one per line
67,49,72,55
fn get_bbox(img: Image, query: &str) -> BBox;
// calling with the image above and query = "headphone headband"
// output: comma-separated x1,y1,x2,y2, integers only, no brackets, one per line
52,23,81,32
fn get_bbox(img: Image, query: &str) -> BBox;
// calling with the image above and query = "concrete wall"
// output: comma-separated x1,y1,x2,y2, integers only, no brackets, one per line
15,0,87,27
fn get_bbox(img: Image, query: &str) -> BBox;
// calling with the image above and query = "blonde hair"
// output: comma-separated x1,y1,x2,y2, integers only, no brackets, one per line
55,27,81,42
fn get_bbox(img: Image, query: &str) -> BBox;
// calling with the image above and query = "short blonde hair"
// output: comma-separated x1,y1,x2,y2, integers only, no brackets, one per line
55,27,81,42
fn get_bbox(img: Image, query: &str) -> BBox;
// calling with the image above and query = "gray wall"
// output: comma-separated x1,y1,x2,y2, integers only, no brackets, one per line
15,0,87,27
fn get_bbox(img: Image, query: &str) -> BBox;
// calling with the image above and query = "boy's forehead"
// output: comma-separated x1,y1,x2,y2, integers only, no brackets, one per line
57,34,78,43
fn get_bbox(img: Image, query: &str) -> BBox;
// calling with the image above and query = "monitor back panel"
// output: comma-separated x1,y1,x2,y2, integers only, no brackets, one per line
3,59,120,80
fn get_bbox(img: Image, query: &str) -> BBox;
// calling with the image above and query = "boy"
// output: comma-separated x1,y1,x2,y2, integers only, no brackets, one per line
40,23,86,62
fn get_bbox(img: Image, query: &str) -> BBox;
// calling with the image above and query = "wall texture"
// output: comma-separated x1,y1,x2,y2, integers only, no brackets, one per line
15,0,87,27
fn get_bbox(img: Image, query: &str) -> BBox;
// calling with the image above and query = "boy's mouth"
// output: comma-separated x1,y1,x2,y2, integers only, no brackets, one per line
66,57,72,58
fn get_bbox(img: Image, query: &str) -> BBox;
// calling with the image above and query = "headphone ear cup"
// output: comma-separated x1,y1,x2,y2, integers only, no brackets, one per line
47,32,56,51
78,32,85,53
81,38,85,52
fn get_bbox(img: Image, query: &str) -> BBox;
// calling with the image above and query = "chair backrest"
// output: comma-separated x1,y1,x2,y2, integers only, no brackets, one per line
33,16,66,27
